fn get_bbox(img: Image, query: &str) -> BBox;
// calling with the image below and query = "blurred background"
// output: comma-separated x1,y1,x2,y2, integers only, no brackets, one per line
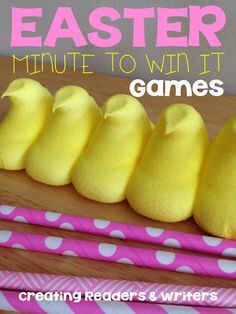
0,0,235,95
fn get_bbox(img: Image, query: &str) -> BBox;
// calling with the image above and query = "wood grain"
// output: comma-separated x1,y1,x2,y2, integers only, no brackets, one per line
0,55,235,308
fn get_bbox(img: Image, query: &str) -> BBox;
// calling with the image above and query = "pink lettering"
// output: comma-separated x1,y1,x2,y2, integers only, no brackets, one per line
88,7,121,47
44,7,87,47
11,7,42,47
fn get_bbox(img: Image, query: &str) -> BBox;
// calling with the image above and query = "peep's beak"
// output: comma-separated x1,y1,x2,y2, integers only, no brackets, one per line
52,102,64,113
1,79,25,99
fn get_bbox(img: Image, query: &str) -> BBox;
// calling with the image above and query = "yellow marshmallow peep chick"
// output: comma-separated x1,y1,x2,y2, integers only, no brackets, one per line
127,103,209,222
72,94,152,203
0,78,53,170
25,86,101,186
194,117,236,239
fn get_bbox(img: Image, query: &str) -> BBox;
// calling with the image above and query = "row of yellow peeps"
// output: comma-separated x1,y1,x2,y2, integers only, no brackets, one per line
0,78,235,240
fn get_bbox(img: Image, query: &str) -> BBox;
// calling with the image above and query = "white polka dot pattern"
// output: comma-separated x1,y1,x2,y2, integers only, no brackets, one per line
0,231,12,243
12,244,25,249
0,206,235,280
218,259,236,274
222,248,236,258
60,223,75,230
62,251,77,256
45,212,61,222
117,258,133,265
45,237,63,250
145,227,164,237
93,219,110,229
0,205,15,215
202,236,222,247
109,230,125,239
163,238,181,248
176,266,194,274
156,251,175,265
98,243,117,257
14,216,27,223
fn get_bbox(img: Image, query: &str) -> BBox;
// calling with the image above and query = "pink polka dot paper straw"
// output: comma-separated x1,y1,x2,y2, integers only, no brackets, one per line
0,205,235,258
0,290,235,314
0,270,236,308
0,230,235,279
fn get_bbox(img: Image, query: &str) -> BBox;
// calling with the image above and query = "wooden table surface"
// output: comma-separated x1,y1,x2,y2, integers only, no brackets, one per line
0,55,235,310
